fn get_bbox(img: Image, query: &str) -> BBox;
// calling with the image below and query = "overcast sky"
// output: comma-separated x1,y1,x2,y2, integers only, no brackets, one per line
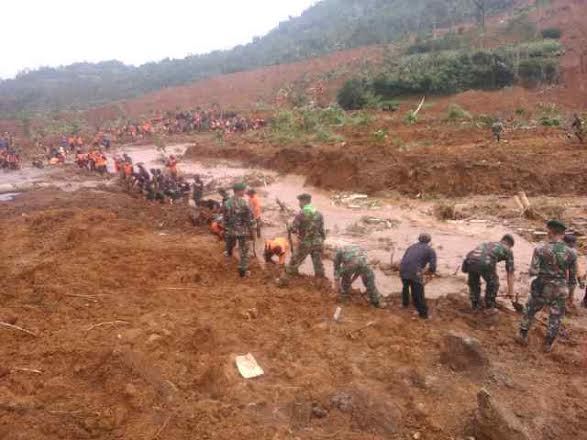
1,0,318,79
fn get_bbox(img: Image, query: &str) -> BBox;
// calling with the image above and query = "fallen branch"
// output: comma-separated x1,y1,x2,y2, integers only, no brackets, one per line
0,321,39,337
412,96,426,117
152,415,172,439
85,320,130,332
346,321,376,339
65,294,101,300
12,368,42,374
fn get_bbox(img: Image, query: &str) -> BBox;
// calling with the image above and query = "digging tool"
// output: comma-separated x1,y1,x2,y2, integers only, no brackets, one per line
346,321,376,339
286,223,295,256
512,291,524,314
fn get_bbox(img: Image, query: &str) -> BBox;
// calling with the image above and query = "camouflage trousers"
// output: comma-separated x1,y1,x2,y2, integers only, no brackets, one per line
468,267,499,308
341,266,380,306
225,235,249,271
285,242,325,277
520,280,566,340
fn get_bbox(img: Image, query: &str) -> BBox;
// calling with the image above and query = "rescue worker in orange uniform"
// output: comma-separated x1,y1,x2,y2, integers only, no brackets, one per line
247,189,262,238
264,237,290,266
95,153,108,175
166,155,178,178
209,215,225,241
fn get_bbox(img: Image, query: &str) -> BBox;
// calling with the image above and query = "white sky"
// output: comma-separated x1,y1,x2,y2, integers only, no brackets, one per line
1,0,318,79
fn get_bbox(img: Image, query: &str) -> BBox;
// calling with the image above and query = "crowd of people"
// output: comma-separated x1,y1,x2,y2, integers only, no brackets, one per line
0,131,21,170
203,182,585,355
113,109,265,142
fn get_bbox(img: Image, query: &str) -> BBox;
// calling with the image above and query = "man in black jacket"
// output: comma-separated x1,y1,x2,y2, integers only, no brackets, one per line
399,233,437,319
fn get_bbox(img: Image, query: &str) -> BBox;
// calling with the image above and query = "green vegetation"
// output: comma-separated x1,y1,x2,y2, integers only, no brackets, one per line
0,0,515,115
338,40,562,109
537,103,562,127
541,28,562,39
268,106,353,145
445,103,472,122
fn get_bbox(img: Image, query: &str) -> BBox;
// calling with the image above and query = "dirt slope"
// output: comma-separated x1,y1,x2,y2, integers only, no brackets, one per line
0,188,585,439
84,46,384,125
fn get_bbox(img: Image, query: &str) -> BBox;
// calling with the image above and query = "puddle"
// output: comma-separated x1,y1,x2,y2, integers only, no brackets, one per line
0,192,20,202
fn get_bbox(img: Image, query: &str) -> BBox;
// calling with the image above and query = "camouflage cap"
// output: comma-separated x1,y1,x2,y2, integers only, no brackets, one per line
297,193,312,202
546,219,566,232
232,182,247,191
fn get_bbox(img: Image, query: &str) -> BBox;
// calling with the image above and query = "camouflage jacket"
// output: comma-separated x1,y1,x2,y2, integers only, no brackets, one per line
466,242,515,273
223,196,253,237
290,204,326,246
334,245,368,278
492,122,504,134
530,240,577,287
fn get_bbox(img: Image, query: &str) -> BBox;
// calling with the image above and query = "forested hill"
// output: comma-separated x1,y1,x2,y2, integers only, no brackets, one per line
0,0,515,115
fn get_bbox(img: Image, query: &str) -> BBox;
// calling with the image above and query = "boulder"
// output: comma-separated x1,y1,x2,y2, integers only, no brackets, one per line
473,388,530,440
441,331,489,372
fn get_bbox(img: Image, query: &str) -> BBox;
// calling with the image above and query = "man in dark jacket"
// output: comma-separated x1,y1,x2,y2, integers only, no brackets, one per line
399,233,437,319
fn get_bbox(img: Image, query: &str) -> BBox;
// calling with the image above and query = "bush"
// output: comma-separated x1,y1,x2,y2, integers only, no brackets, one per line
337,79,369,110
338,41,561,106
445,104,472,122
541,28,562,39
406,33,464,55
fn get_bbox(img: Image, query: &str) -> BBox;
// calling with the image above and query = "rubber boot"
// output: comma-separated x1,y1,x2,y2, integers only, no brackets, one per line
516,330,529,346
544,335,555,353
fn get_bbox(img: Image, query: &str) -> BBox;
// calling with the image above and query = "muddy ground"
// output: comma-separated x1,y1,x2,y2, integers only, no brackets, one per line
184,116,587,198
1,173,587,439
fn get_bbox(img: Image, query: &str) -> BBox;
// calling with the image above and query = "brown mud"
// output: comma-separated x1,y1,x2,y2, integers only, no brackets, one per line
184,121,587,198
1,188,586,439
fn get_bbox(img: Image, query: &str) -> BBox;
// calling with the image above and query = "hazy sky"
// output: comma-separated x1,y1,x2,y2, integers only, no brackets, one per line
1,0,318,79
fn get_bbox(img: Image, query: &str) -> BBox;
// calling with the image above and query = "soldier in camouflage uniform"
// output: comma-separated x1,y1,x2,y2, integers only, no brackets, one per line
285,193,326,277
462,234,516,310
223,182,254,277
571,113,584,143
333,245,382,308
492,119,504,142
518,220,577,352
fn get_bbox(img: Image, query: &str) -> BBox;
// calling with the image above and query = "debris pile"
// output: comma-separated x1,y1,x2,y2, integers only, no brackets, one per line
331,192,381,210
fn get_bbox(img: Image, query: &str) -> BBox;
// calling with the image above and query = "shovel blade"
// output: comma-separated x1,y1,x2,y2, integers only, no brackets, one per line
512,301,524,314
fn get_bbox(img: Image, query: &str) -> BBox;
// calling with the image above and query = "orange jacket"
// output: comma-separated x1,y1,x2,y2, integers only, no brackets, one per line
249,195,262,219
123,163,133,177
210,221,225,240
95,155,107,167
265,237,290,265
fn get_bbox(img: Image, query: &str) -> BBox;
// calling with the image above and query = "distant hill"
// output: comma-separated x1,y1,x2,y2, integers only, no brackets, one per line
0,0,515,115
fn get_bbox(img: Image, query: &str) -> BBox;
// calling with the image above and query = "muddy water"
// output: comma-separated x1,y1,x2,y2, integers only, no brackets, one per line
119,144,536,299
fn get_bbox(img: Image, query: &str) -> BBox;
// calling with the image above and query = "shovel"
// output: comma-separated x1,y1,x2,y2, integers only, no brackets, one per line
512,291,524,314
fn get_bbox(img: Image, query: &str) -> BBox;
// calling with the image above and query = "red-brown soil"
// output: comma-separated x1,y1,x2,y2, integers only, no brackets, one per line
184,114,587,197
85,45,385,125
0,188,586,439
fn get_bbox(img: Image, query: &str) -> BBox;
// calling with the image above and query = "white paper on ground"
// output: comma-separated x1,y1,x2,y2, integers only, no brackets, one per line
235,353,264,379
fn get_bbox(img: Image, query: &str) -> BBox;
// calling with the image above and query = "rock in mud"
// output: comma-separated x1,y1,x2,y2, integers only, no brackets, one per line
330,391,354,413
311,402,328,419
440,331,489,372
473,388,530,440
